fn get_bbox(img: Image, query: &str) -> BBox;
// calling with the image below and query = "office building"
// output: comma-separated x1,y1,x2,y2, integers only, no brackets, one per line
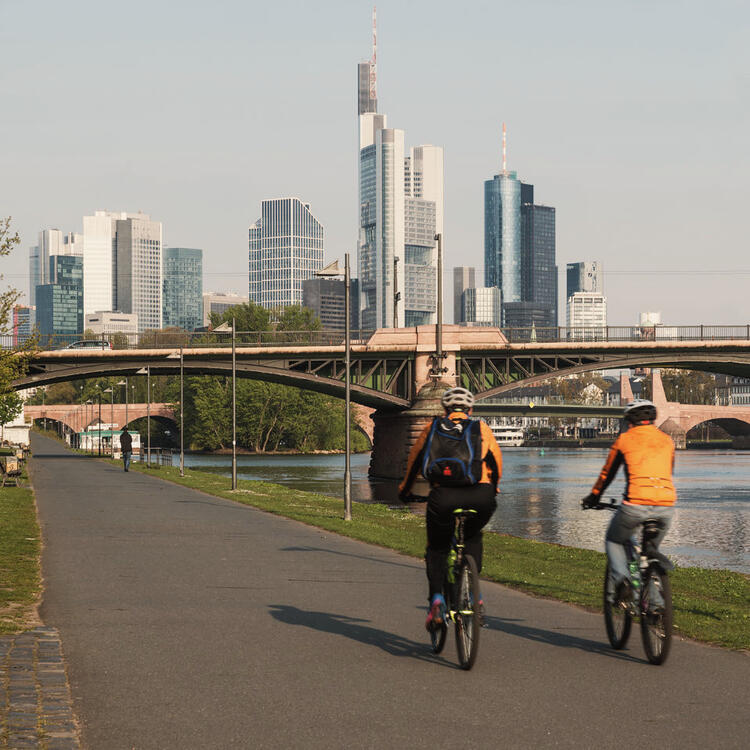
453,267,475,324
567,261,602,297
28,246,40,307
462,287,502,327
36,255,83,339
302,278,360,332
12,305,35,346
112,212,163,332
567,293,607,339
484,161,557,329
163,247,203,331
248,198,324,310
85,311,138,336
202,292,249,327
356,16,443,329
82,211,118,316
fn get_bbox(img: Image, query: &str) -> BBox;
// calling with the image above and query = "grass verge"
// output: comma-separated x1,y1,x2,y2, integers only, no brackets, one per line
114,458,749,650
0,461,41,635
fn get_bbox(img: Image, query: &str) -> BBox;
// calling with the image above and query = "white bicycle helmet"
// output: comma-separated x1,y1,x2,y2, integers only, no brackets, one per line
440,386,475,411
623,398,657,424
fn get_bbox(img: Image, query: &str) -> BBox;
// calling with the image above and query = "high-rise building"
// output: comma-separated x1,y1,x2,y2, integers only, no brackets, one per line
567,261,602,297
202,292,249,327
36,255,83,339
567,293,607,338
484,145,557,329
453,267,476,324
248,198,324,310
112,212,163,332
462,287,502,327
12,305,35,346
85,311,138,336
302,277,360,331
28,246,40,307
163,247,203,331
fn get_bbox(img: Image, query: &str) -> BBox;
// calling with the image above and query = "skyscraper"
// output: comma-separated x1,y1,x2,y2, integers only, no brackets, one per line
302,277,360,331
12,305,35,346
36,255,83,339
28,246,40,307
566,261,602,297
112,212,163,332
463,287,502,327
453,266,475,324
248,198,324,309
82,211,119,316
163,247,203,331
357,18,443,329
484,132,557,330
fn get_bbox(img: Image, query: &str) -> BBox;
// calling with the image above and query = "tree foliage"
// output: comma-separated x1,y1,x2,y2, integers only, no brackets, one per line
642,369,716,404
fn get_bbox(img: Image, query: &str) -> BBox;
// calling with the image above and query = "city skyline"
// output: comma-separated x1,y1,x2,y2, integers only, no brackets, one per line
2,1,747,325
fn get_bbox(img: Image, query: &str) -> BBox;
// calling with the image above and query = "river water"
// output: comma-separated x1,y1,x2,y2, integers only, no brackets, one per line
180,449,749,574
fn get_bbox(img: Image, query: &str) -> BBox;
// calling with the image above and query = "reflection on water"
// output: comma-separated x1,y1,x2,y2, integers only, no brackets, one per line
182,449,749,573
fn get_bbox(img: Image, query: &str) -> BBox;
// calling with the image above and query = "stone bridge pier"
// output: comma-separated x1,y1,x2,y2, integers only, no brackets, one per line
368,326,460,481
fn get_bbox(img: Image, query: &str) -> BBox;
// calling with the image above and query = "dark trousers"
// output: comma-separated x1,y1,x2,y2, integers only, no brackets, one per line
425,483,498,600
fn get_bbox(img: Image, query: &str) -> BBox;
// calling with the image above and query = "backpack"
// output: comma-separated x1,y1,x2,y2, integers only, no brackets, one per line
421,416,484,487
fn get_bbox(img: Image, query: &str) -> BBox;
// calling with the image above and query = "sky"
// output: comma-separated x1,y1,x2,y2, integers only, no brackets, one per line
1,0,748,325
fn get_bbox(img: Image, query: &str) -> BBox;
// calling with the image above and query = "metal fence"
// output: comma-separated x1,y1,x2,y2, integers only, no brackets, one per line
5,324,750,351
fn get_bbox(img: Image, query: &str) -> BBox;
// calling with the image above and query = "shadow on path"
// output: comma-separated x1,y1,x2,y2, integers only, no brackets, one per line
280,545,419,571
483,613,644,664
269,604,457,668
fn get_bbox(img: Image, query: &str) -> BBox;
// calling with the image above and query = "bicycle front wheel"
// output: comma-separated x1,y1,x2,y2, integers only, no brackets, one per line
454,555,481,670
603,564,632,649
640,566,672,665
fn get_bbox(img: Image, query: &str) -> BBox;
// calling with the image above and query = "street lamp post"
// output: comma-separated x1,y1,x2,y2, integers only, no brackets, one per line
137,367,151,467
316,256,352,520
214,321,237,489
97,392,102,457
166,349,185,477
103,387,113,458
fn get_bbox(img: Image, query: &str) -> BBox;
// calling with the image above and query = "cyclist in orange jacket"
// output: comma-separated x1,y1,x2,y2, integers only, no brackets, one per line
399,386,503,630
583,399,676,606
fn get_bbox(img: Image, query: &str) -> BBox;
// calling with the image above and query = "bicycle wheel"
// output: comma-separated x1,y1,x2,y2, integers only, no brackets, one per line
454,555,481,670
640,566,672,665
603,564,632,649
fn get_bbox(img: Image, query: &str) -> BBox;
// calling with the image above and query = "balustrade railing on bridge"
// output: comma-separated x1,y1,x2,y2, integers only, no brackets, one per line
7,324,750,352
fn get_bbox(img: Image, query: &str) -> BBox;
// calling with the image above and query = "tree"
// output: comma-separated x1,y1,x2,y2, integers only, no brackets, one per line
0,217,34,422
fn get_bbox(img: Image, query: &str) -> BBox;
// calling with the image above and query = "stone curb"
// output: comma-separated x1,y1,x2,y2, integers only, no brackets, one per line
0,627,79,749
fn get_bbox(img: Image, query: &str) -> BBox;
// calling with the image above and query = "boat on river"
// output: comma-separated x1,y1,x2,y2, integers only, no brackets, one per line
489,425,525,447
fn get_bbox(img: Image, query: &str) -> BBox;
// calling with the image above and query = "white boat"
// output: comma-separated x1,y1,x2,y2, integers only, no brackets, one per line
490,425,525,447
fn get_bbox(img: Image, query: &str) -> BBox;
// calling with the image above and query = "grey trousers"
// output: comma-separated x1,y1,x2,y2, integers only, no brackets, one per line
605,503,674,602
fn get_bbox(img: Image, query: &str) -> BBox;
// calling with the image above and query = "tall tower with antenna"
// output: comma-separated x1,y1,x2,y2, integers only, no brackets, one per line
358,7,377,115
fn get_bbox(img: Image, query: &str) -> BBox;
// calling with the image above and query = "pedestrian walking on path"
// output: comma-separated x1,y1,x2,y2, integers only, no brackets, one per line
119,426,132,471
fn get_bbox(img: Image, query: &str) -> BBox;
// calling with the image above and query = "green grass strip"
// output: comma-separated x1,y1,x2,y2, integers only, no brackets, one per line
107,458,746,649
0,474,41,635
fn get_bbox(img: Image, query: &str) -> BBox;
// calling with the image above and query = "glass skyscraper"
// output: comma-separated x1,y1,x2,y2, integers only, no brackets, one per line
463,287,502,327
36,255,83,339
163,248,203,331
485,173,557,329
248,198,324,309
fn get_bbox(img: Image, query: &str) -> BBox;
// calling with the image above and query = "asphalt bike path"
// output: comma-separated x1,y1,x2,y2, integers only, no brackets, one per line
30,434,748,749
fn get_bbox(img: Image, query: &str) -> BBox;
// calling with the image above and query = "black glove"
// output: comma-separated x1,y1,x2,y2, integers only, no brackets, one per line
581,493,600,509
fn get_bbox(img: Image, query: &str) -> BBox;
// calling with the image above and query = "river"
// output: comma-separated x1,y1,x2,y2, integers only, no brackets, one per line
177,448,749,574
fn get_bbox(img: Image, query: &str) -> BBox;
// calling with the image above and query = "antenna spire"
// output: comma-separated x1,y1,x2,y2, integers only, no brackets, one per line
370,6,377,101
502,122,507,173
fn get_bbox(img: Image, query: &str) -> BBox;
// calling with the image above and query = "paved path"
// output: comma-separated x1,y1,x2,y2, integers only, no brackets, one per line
30,434,749,749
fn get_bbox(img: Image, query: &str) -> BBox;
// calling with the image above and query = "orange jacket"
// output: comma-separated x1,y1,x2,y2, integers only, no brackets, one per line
591,423,676,506
399,411,503,495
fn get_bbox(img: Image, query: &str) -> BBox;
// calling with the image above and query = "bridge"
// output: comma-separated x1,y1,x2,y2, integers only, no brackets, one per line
15,325,750,478
24,403,175,433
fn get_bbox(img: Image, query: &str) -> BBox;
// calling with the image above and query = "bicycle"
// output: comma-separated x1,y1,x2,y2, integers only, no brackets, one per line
428,508,482,670
583,499,674,665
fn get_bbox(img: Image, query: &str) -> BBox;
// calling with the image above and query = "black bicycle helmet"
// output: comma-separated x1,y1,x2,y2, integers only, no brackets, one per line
623,398,657,424
440,386,475,411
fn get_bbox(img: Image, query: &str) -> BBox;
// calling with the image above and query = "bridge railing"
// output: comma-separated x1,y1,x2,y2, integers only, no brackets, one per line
6,324,750,351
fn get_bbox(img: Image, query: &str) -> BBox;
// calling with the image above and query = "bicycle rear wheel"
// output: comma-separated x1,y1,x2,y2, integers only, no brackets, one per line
640,566,672,665
454,555,481,670
603,564,632,649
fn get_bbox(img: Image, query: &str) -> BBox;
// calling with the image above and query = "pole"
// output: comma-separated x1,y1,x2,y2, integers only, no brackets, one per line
147,366,151,468
110,392,114,458
180,346,184,477
231,318,237,490
98,394,102,457
436,233,443,360
344,252,352,521
125,377,128,428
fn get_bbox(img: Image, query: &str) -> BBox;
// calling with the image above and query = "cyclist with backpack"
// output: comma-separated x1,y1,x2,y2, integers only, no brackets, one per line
398,386,503,630
582,399,676,608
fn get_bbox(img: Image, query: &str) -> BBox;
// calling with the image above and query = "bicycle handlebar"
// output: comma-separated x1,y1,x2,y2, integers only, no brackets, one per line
581,498,620,511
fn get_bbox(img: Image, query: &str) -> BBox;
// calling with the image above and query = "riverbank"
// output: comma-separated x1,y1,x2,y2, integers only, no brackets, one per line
111,459,749,650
